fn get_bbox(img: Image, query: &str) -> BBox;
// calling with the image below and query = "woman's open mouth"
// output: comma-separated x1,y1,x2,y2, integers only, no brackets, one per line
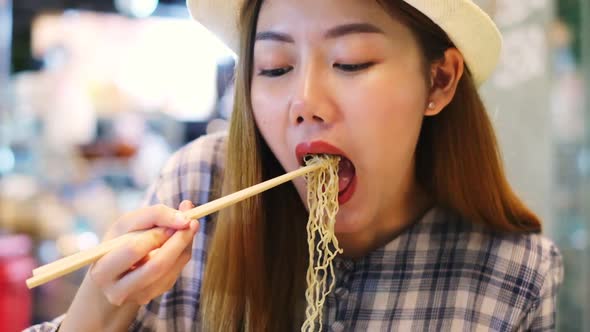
336,156,356,204
295,141,357,205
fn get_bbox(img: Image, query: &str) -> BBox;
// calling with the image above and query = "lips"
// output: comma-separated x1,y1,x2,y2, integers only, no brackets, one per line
295,141,356,204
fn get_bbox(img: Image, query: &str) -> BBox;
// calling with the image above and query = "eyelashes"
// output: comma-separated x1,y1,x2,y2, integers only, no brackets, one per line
258,62,374,77
259,66,294,77
333,62,374,72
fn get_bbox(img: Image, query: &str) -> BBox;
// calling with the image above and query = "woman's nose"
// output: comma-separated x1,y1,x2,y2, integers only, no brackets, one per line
288,64,336,125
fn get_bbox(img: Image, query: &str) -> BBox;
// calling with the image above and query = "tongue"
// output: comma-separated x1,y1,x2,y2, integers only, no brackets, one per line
338,158,355,193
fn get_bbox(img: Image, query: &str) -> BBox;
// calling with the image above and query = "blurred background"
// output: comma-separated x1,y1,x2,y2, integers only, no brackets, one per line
0,0,588,331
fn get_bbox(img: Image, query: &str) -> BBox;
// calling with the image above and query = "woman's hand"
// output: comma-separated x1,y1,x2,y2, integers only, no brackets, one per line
90,200,199,306
59,200,198,332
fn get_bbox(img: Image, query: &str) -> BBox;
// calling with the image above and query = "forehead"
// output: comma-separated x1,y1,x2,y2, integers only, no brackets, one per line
256,0,398,32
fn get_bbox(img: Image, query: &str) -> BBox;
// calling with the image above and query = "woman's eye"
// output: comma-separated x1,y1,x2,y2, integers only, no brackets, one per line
258,66,293,77
334,62,374,72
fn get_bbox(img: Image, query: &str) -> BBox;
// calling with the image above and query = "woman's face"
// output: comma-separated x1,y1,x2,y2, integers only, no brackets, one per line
251,0,430,235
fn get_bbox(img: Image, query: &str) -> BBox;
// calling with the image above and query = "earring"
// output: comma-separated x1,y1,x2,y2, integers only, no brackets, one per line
428,101,435,109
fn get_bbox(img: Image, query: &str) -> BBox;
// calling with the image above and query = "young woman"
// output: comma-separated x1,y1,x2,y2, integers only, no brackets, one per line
28,0,563,331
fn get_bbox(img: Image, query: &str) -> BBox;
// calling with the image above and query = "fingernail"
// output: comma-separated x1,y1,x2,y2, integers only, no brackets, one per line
174,211,189,226
165,228,175,236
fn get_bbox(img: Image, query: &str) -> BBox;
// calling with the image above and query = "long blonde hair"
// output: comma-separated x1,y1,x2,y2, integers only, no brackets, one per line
201,1,541,330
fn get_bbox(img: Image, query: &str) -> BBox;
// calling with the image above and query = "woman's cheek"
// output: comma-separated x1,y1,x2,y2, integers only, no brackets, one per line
252,103,282,131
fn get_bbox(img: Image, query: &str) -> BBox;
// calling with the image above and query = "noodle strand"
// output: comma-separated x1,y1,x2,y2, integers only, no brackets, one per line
301,155,342,332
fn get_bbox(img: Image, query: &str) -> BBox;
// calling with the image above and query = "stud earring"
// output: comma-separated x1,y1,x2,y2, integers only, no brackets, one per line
428,101,436,109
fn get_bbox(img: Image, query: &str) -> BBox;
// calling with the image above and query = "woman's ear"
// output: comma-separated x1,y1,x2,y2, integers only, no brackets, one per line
425,48,464,116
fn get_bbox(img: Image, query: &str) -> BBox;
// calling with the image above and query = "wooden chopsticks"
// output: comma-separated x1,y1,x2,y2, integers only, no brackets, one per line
26,162,324,289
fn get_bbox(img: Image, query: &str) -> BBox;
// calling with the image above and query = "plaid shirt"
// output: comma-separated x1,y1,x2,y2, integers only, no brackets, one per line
27,132,563,332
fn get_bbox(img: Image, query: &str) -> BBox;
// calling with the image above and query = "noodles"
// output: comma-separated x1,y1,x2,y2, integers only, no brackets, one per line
301,154,342,332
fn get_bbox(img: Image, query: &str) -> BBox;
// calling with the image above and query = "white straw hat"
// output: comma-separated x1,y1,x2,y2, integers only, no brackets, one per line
187,0,502,86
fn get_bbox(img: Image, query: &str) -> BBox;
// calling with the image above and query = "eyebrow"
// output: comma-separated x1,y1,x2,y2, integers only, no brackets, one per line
255,31,294,43
324,23,385,39
255,22,384,44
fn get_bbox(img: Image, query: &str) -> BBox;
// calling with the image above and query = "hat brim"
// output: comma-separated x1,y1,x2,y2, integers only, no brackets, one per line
187,0,501,86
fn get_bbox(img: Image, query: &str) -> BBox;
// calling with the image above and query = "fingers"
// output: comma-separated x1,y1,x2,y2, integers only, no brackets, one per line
92,199,198,306
102,220,199,305
126,250,191,305
109,203,192,239
90,227,173,284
